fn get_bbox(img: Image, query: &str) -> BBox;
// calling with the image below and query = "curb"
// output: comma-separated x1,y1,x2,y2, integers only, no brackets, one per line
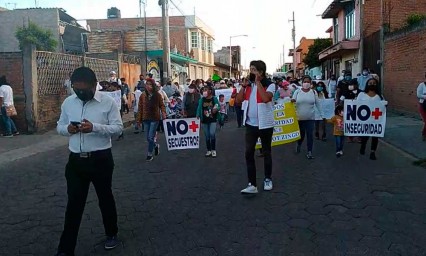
379,138,419,161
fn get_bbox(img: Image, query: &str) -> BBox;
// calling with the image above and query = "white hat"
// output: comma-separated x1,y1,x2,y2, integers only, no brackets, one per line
110,71,117,75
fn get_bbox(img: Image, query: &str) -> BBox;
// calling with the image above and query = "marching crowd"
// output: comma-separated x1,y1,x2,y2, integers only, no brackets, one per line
0,62,421,255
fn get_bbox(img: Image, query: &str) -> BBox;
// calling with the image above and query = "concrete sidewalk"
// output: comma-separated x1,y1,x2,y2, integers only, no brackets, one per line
0,113,135,164
381,112,426,160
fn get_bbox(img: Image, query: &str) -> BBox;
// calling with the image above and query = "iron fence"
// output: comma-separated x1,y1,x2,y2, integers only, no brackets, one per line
36,51,119,96
36,51,81,95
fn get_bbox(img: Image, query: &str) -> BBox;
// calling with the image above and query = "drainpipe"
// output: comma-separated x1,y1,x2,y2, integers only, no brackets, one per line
358,0,364,75
380,0,384,95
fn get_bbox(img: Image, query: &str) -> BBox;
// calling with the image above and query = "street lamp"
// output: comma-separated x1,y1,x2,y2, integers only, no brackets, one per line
230,34,248,79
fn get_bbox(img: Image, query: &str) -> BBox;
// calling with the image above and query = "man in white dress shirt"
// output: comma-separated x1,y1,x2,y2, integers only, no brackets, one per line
55,67,123,256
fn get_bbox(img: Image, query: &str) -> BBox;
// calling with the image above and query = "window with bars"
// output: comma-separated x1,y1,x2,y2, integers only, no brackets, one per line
201,35,205,50
333,18,339,43
207,40,212,53
344,2,356,39
345,10,355,39
191,31,199,48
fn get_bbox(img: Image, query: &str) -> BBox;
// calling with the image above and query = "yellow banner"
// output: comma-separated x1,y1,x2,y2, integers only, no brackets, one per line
256,102,301,149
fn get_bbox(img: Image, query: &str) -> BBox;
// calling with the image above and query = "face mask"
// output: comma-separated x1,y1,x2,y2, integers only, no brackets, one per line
345,76,352,81
302,83,311,89
74,88,95,102
203,91,208,97
348,85,354,91
367,84,377,91
189,88,194,93
316,87,323,92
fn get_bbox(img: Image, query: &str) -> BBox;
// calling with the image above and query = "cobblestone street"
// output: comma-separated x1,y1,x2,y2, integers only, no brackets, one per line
1,121,426,256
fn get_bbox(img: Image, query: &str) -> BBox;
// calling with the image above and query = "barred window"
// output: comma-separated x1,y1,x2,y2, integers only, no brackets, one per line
191,31,199,48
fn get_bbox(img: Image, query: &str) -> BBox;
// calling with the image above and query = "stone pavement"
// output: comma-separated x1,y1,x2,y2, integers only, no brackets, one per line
1,113,426,255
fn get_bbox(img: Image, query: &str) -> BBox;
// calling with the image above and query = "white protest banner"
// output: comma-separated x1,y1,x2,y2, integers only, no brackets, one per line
215,88,233,102
344,100,387,137
256,102,301,149
163,118,200,150
99,90,122,108
319,99,335,119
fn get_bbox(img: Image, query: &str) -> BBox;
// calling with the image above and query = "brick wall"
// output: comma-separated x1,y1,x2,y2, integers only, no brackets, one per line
385,0,426,32
0,52,27,132
363,0,382,37
87,16,186,31
37,95,65,132
384,24,426,115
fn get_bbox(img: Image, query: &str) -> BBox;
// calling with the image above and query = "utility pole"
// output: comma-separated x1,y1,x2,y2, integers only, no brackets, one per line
144,0,148,73
289,12,296,78
282,44,285,71
159,0,171,84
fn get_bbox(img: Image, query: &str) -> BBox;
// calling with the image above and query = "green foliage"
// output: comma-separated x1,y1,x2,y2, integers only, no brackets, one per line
406,13,426,27
303,38,333,68
15,22,58,51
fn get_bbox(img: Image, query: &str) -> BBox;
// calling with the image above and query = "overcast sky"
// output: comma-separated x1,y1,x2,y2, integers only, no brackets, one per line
1,0,333,72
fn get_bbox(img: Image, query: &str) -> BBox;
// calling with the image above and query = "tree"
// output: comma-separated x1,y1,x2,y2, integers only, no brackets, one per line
15,22,58,51
303,38,332,69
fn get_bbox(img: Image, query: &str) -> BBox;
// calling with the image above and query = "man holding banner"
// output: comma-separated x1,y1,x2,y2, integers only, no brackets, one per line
344,78,387,160
236,60,275,194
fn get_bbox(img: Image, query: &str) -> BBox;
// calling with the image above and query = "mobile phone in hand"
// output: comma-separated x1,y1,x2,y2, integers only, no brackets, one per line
70,121,81,127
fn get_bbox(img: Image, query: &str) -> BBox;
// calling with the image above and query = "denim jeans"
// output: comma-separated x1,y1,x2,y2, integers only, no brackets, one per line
335,135,345,152
202,122,216,151
297,120,315,152
143,121,159,156
1,106,17,135
245,125,274,187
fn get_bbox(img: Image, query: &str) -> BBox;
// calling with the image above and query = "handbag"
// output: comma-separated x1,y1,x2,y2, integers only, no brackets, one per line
5,105,17,117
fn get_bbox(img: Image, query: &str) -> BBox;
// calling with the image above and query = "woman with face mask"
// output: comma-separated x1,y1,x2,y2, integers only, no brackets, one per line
314,81,328,141
196,85,220,158
357,78,387,160
183,84,200,118
292,75,322,159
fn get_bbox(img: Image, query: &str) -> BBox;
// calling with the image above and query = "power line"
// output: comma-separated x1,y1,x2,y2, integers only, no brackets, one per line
168,0,225,50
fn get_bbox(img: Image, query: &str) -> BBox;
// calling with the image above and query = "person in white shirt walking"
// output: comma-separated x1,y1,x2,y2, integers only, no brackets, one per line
358,78,387,160
416,72,426,141
0,76,19,138
55,67,123,256
108,71,122,85
132,86,143,134
292,75,322,159
236,60,276,194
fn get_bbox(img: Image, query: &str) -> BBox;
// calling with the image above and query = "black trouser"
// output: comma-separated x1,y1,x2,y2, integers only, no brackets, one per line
360,137,379,151
157,121,164,132
58,149,118,255
245,125,274,187
315,119,326,139
235,106,244,127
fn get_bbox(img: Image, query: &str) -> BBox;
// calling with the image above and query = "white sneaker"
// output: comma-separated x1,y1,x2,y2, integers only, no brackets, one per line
205,151,212,157
264,178,273,191
241,183,258,194
211,150,217,157
339,150,344,156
